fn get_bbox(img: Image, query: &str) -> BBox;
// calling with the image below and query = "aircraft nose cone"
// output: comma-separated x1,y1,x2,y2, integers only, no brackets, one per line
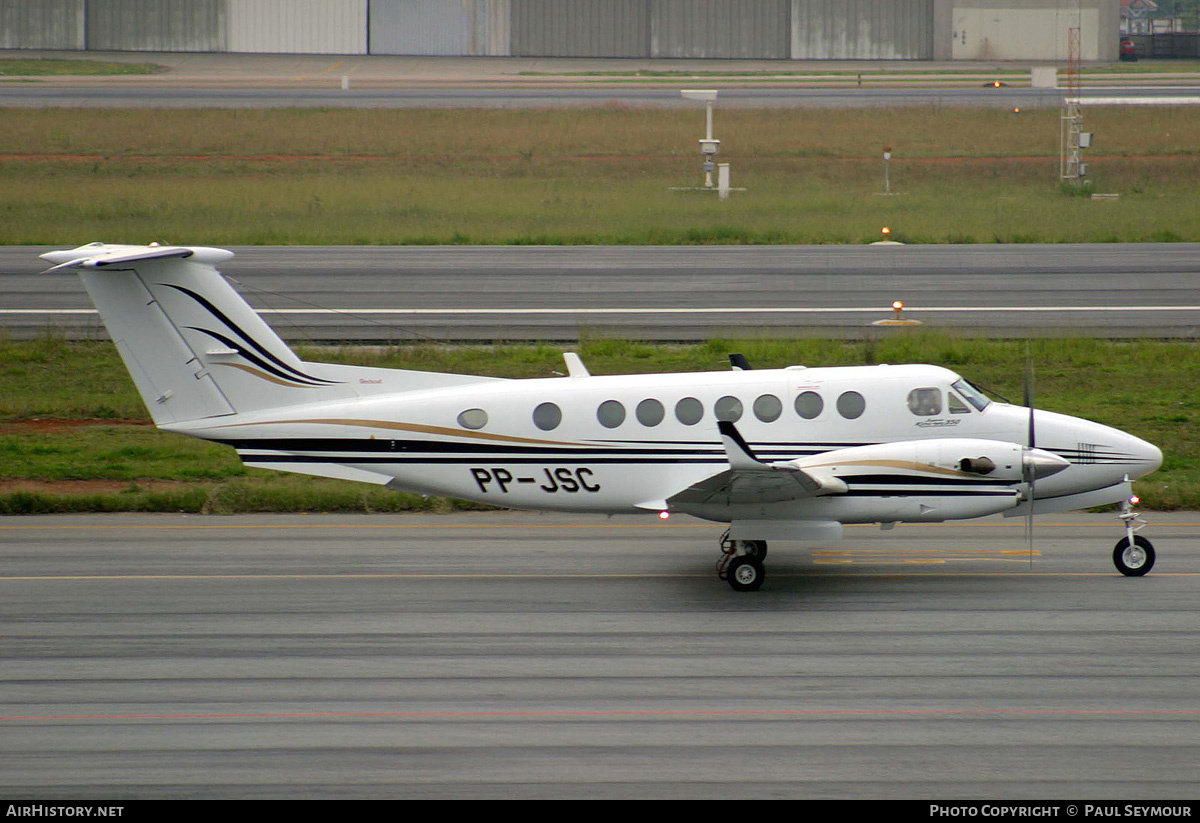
1132,438,1163,479
1024,448,1071,479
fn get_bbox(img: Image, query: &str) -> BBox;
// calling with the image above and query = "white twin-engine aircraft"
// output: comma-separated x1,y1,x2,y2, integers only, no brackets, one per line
43,243,1164,591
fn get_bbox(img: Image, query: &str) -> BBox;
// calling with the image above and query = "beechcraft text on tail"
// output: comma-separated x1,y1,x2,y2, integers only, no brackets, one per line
41,243,1164,591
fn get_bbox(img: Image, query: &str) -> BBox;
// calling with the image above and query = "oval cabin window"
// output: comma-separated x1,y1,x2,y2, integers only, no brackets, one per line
458,408,488,430
836,391,866,420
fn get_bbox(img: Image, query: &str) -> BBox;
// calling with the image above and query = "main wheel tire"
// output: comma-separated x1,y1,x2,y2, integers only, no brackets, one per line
727,556,765,592
1113,535,1155,577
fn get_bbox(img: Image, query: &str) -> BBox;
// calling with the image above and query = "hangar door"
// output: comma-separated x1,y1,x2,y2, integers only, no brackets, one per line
792,0,933,60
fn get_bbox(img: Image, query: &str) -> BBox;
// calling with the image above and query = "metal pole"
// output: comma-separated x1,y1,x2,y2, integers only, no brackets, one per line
704,102,714,188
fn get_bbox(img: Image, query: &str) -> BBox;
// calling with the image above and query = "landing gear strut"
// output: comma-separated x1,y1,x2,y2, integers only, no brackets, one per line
1114,498,1155,576
717,529,767,591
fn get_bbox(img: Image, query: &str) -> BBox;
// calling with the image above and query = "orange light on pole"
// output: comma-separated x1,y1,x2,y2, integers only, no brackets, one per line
892,301,904,321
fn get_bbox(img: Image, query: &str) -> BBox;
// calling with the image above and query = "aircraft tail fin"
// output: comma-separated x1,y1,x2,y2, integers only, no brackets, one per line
41,243,488,425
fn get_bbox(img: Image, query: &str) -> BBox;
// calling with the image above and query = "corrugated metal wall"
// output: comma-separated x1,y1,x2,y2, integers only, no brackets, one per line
0,0,85,49
512,0,650,58
792,0,933,59
370,0,510,57
227,0,366,54
651,0,789,59
0,1,1110,60
86,0,225,52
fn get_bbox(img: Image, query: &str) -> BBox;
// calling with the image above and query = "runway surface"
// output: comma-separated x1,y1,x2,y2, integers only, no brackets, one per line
5,52,1200,110
2,510,1199,799
5,244,1199,340
10,83,1200,110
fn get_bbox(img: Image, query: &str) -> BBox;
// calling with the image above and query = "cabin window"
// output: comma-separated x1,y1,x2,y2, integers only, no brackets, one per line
675,397,704,426
458,408,488,430
794,391,823,420
948,392,971,414
532,402,562,431
597,400,626,428
714,395,743,422
636,398,665,427
753,394,782,423
837,391,866,420
907,387,942,416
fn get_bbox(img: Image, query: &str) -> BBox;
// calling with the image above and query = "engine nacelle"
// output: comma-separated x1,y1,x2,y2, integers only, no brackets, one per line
789,438,1065,484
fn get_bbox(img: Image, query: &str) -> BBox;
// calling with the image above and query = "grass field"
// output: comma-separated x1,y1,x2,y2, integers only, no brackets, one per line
1,336,1195,513
2,105,1196,512
4,107,1200,244
0,58,161,76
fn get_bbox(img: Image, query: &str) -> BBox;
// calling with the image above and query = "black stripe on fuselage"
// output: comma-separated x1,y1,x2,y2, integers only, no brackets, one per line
213,439,873,458
217,437,821,457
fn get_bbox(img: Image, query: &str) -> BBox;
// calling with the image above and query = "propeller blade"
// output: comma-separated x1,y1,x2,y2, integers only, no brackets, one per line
1023,343,1035,567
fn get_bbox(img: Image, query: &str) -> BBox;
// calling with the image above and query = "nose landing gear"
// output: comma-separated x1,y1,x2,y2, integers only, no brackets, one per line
1114,498,1155,576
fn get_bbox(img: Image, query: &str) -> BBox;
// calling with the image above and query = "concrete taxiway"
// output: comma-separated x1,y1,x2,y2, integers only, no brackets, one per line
2,511,1198,798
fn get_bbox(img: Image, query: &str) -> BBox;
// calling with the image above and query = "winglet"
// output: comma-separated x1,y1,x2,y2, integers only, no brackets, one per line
718,421,764,471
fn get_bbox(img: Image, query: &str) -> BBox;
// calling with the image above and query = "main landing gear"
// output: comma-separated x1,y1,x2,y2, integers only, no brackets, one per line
717,529,768,592
1113,498,1155,577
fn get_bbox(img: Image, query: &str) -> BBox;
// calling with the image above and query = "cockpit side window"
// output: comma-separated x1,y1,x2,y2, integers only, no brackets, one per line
948,393,971,414
952,379,992,412
907,387,942,416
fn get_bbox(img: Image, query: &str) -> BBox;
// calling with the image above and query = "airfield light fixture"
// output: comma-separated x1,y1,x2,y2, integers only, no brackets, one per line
659,510,671,520
892,301,905,320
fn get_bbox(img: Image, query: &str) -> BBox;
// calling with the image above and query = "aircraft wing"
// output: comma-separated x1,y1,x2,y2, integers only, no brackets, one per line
664,421,847,508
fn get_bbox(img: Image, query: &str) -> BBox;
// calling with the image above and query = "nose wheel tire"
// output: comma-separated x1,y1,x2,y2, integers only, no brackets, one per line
727,556,765,592
1113,535,1155,577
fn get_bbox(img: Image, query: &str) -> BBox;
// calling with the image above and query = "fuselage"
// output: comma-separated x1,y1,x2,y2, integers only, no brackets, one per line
174,362,1163,522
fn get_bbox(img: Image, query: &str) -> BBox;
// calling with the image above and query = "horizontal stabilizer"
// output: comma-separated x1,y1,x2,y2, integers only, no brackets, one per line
40,243,231,272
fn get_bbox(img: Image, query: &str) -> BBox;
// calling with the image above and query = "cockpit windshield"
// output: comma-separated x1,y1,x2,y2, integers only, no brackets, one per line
952,379,991,412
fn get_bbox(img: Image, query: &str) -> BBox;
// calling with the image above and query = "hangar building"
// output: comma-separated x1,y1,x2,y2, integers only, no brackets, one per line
0,0,1120,62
